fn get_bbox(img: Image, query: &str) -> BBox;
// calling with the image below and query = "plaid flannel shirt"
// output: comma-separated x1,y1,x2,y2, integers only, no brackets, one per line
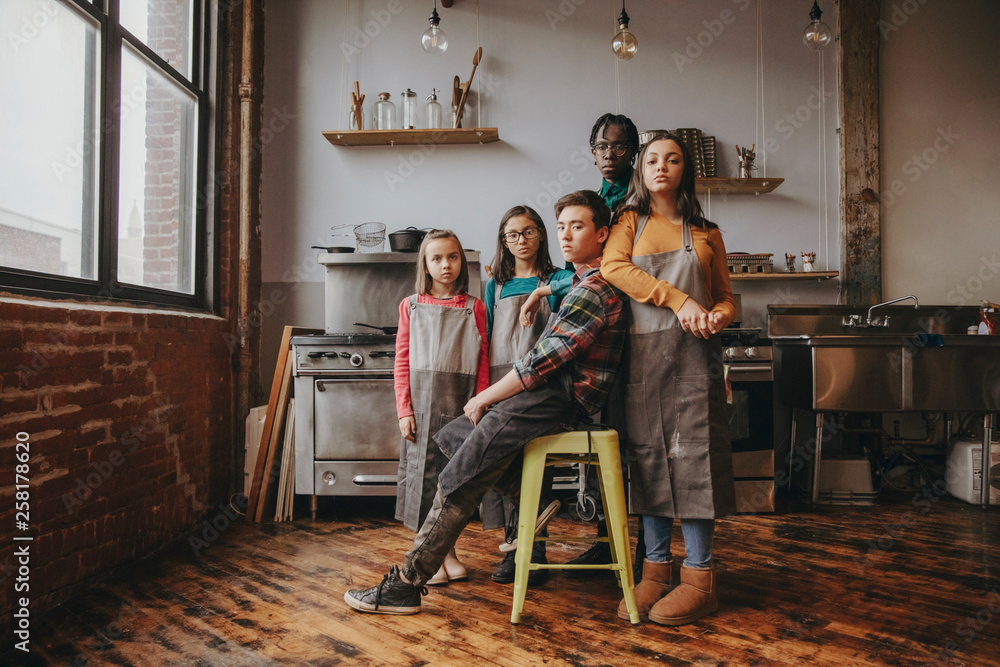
513,265,626,415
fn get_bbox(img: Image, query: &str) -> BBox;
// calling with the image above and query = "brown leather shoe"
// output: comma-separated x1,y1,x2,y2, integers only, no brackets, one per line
647,564,718,626
617,559,673,622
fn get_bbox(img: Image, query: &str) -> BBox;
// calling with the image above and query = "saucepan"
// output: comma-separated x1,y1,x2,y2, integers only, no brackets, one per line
354,322,399,335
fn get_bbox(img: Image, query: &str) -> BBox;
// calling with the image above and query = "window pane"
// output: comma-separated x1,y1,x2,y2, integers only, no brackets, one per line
0,0,100,280
120,0,194,79
118,46,197,294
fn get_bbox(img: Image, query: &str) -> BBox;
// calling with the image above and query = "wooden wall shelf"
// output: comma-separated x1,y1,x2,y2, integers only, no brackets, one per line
730,271,839,282
323,128,500,146
696,177,784,195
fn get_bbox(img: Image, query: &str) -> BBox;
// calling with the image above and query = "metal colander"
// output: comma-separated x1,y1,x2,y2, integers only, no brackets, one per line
331,222,387,253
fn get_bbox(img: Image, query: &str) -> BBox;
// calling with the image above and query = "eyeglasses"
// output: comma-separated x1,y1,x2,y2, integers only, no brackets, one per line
592,143,630,157
502,227,540,244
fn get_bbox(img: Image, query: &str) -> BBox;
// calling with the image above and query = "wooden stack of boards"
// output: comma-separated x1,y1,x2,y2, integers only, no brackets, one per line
246,326,321,522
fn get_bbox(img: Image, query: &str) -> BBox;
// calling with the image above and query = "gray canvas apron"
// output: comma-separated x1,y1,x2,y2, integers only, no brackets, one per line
396,294,482,531
488,277,554,384
480,277,555,529
625,216,735,519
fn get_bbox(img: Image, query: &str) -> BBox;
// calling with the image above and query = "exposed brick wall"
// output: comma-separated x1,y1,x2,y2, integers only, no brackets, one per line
0,303,235,619
0,3,258,623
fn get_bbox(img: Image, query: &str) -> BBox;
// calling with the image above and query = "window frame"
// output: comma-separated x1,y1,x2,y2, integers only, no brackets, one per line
0,0,217,311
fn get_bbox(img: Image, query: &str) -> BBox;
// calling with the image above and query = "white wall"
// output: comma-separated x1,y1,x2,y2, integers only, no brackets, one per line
258,0,848,371
880,0,1000,306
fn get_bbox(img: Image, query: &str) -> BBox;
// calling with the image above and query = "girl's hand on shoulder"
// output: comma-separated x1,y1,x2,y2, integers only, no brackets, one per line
519,291,542,328
399,416,416,442
676,299,717,338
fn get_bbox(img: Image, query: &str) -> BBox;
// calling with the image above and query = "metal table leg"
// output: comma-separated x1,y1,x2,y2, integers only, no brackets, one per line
812,412,825,505
983,413,995,508
789,407,798,494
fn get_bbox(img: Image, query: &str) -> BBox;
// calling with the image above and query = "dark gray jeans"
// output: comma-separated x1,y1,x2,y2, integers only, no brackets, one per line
401,386,578,586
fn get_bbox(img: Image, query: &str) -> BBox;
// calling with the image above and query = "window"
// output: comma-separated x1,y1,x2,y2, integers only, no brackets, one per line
0,0,214,307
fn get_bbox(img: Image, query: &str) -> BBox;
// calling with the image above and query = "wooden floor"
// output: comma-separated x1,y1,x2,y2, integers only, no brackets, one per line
10,491,1000,666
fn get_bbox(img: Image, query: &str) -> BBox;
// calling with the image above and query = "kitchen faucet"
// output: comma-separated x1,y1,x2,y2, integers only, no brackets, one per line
843,295,919,328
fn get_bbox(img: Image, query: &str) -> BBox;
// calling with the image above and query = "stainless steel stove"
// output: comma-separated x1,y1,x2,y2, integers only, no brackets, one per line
720,327,773,383
292,333,399,516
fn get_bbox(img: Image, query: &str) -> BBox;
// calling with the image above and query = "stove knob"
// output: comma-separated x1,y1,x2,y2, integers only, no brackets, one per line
725,347,739,360
744,347,757,359
322,471,337,486
349,353,364,367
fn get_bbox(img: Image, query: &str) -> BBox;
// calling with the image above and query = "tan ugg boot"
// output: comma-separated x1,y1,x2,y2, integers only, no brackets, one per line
617,559,673,622
647,564,717,626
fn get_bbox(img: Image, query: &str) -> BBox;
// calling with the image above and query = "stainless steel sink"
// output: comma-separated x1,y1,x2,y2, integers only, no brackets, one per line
767,304,999,506
768,305,1000,412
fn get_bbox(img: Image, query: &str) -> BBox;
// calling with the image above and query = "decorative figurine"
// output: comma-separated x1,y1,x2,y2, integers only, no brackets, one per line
801,251,816,272
785,253,797,273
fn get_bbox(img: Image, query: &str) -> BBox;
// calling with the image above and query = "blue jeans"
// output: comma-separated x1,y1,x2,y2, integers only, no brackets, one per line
641,516,714,569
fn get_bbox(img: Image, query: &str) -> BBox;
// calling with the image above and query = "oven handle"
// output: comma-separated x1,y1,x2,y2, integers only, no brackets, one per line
352,475,397,485
315,376,393,391
729,364,772,373
728,364,773,381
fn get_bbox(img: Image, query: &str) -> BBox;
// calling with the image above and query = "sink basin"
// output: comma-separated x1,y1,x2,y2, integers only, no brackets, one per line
768,305,1000,411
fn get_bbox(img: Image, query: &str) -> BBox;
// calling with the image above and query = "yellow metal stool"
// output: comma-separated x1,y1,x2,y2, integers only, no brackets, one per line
509,427,639,625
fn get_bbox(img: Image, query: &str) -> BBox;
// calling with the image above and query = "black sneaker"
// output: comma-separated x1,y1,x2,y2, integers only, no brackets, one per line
491,543,549,585
492,550,516,583
562,541,613,579
344,565,427,615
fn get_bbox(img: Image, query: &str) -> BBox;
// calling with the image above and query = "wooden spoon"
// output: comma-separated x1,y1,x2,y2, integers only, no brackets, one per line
454,47,483,128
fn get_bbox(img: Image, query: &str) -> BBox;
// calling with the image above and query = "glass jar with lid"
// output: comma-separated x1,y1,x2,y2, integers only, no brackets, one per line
373,92,395,130
401,89,417,129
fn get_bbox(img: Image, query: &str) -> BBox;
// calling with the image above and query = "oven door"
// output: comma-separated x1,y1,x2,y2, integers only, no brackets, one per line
728,364,774,453
313,375,399,460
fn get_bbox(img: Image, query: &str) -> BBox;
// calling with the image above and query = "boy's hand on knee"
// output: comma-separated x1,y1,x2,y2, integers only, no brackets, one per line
463,395,489,426
399,416,416,441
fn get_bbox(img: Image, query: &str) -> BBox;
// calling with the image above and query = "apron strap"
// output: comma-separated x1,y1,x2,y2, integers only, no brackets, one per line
632,214,649,250
682,219,693,252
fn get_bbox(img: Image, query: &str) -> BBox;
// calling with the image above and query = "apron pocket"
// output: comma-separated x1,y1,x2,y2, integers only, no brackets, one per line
436,412,463,432
673,375,712,441
624,382,656,445
628,442,673,515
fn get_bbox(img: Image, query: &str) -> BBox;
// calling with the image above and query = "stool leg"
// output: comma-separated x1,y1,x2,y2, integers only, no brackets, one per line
510,444,546,624
597,443,639,625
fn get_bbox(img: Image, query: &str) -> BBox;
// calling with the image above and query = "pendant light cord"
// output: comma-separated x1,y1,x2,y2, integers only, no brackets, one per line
755,0,766,177
476,0,481,128
613,1,621,113
817,49,829,270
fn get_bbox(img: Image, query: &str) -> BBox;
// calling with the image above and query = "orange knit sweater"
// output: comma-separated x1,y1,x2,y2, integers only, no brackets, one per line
601,209,736,324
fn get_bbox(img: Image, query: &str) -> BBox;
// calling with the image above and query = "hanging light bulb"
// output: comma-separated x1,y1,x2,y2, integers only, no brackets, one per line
611,1,638,61
421,0,448,56
803,0,832,50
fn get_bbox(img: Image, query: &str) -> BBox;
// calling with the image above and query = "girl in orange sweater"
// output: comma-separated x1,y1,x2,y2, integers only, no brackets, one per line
601,131,736,626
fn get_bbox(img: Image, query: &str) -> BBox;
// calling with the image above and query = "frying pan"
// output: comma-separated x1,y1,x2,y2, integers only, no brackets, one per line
354,322,399,335
312,245,354,253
